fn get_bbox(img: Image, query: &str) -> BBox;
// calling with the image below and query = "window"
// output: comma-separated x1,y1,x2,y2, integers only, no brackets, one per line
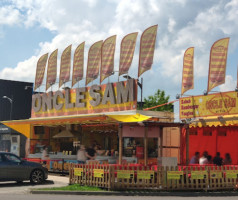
218,130,227,136
4,154,21,163
189,129,198,135
203,130,212,136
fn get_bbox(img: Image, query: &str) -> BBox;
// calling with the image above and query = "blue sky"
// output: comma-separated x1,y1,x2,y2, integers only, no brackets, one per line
0,0,238,121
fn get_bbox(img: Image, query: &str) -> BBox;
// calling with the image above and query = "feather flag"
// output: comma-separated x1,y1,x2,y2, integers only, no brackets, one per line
86,40,103,85
119,32,138,76
34,53,48,90
46,49,58,91
138,25,158,77
72,42,85,87
181,47,194,95
207,38,229,93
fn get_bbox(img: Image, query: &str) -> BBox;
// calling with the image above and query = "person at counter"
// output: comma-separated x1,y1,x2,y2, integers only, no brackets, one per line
41,146,49,164
77,145,87,164
86,145,96,160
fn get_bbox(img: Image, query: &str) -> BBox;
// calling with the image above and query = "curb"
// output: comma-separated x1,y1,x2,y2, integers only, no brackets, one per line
30,190,238,196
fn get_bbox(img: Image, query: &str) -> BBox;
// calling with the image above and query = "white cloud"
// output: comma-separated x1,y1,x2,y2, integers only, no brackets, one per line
219,75,236,92
0,5,22,25
0,0,237,99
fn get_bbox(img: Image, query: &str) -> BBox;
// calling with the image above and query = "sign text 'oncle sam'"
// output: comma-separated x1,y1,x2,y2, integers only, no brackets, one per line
180,91,238,119
32,79,137,118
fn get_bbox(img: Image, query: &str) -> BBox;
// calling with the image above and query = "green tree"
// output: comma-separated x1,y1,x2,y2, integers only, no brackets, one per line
143,89,173,112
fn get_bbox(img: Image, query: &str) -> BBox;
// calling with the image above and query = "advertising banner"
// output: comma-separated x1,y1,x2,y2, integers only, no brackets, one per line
167,171,183,180
137,170,154,179
226,170,238,179
34,53,48,90
179,91,238,119
74,168,83,176
138,25,158,77
46,49,58,91
93,169,104,178
86,40,103,85
32,79,137,118
181,47,194,95
191,171,208,179
119,32,138,76
117,170,134,179
100,35,116,83
210,171,222,179
207,38,229,93
59,45,72,88
72,42,85,87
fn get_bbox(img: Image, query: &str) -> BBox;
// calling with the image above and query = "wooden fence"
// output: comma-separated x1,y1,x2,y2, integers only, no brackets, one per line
69,164,238,191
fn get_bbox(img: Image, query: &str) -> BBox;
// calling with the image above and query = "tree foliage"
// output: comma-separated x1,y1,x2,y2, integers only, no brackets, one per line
143,89,173,112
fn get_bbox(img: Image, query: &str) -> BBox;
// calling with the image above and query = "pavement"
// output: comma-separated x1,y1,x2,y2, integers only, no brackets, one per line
0,174,69,194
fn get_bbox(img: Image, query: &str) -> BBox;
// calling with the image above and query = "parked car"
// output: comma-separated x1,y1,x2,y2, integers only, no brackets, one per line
0,152,48,184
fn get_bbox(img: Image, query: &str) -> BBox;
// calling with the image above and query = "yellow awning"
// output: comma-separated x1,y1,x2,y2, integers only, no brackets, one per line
108,113,151,122
189,114,238,128
2,122,31,138
1,111,159,138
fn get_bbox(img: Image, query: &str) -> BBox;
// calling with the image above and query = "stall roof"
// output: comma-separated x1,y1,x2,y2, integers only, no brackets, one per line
1,110,176,138
189,114,238,128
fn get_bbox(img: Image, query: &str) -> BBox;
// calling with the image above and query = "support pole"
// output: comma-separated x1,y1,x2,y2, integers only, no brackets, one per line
144,123,148,166
185,125,189,165
118,123,123,165
179,126,183,165
159,127,163,158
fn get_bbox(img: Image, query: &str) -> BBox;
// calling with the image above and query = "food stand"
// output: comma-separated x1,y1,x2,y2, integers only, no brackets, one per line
2,79,184,170
179,91,238,165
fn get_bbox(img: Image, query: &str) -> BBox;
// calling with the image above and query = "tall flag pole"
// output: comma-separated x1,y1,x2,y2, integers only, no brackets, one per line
86,40,103,86
237,64,238,90
46,49,58,91
181,47,194,96
100,35,116,83
119,32,138,76
72,42,85,87
34,53,48,91
59,44,72,88
207,37,230,93
138,25,158,77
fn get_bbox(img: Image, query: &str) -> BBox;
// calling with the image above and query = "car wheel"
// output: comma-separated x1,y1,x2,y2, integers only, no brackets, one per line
30,169,44,184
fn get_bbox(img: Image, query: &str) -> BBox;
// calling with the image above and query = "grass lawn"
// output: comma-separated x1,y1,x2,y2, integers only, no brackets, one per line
37,184,105,191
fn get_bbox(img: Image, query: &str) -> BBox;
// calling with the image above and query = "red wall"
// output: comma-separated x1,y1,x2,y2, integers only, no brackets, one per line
181,126,238,165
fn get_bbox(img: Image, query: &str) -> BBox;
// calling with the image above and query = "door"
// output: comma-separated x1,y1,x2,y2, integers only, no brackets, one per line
11,135,20,156
1,153,28,180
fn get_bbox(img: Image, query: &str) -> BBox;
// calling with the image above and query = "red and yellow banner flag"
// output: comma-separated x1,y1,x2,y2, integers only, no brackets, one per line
207,38,229,93
119,32,138,76
34,53,48,90
46,49,58,91
100,35,116,83
181,47,194,95
138,25,158,77
72,42,85,87
59,44,72,88
86,40,103,85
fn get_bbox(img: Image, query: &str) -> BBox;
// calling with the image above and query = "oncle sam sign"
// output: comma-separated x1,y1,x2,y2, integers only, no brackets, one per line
32,79,137,118
179,91,238,119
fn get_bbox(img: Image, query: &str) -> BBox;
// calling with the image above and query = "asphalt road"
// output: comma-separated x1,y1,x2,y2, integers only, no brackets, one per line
0,174,69,194
0,195,238,200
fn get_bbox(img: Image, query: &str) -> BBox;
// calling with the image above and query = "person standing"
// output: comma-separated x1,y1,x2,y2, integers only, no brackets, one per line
213,152,223,166
199,151,208,165
190,152,200,164
77,145,87,164
41,146,49,164
86,145,96,160
223,153,232,165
